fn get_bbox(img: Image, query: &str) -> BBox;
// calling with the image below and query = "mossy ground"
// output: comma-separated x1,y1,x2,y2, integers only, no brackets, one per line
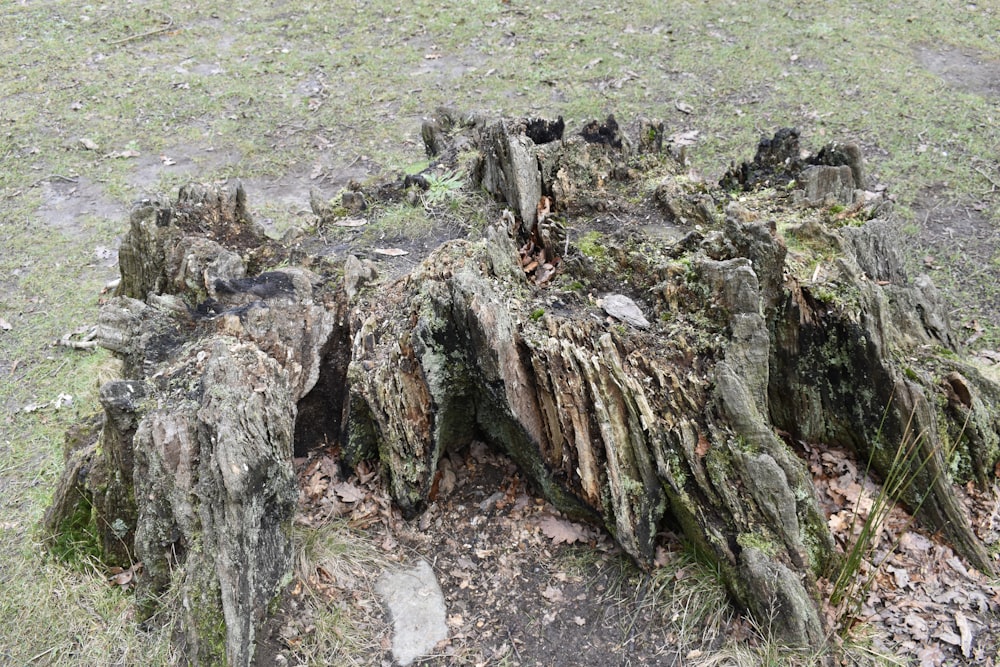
1,1,998,664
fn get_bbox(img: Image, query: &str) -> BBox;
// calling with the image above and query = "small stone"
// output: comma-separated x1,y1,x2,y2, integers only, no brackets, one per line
376,560,449,666
601,294,650,329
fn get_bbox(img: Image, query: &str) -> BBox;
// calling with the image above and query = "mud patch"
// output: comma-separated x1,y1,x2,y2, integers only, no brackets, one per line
915,46,1000,97
242,159,373,237
36,176,124,238
126,144,242,193
908,183,1000,340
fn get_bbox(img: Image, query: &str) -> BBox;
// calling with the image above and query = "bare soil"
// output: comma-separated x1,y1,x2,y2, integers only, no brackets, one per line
279,433,999,666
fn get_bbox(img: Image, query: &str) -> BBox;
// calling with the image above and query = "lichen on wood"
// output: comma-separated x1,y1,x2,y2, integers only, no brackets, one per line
43,115,1000,659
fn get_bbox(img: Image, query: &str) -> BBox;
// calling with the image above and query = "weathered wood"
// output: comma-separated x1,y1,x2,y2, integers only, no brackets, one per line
56,184,334,665
43,119,1000,659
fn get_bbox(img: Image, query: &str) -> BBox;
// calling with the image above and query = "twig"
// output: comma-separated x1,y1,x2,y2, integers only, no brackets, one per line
30,174,78,188
506,627,522,662
56,339,98,350
47,359,69,377
57,325,98,350
27,646,57,664
108,12,174,46
973,165,1000,191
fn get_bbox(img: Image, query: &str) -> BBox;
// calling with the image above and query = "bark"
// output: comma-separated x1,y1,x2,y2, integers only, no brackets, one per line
49,183,335,665
43,119,1000,659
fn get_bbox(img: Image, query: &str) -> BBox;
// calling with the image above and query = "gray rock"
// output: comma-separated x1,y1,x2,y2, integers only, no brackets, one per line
601,293,650,329
376,560,448,666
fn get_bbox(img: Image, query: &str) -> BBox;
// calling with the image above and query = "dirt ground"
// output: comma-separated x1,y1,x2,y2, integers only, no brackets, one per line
280,435,999,666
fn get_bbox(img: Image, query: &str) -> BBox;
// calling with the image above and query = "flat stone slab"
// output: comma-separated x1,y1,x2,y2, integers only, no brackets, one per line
376,560,448,666
601,293,650,329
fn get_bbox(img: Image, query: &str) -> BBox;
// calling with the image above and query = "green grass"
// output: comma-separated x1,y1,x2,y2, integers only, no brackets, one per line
830,403,960,627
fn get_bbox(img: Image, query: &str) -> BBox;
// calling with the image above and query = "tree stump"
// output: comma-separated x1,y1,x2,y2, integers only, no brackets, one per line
44,117,999,663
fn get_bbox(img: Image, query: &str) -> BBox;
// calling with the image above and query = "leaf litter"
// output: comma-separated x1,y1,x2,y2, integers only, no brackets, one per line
279,440,736,666
275,434,1000,666
805,440,1000,665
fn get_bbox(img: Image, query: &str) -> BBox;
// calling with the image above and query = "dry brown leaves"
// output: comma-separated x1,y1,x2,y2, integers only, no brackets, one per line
536,514,597,545
517,197,561,286
295,452,392,532
805,441,1000,665
107,561,143,590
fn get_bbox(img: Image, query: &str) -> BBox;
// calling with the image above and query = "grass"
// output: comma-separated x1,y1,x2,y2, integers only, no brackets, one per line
1,0,998,663
559,542,902,667
287,521,392,666
830,403,962,628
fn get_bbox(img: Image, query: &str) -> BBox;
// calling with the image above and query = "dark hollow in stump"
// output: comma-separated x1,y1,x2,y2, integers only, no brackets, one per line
44,116,1000,664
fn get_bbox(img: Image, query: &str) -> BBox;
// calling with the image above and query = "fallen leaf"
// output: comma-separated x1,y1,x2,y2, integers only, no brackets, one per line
904,612,929,642
674,100,694,114
888,565,910,589
916,644,945,667
935,630,962,646
109,568,133,587
304,470,328,498
332,218,367,227
946,555,970,579
373,247,409,256
954,611,974,657
572,616,586,626
695,431,711,457
79,137,99,151
536,195,551,221
160,155,177,166
535,262,557,285
601,293,650,329
541,585,565,603
898,531,933,555
670,129,700,146
108,562,142,589
538,514,590,545
333,481,365,503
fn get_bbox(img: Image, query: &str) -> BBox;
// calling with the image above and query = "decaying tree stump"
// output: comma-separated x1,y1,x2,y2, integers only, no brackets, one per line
44,114,999,663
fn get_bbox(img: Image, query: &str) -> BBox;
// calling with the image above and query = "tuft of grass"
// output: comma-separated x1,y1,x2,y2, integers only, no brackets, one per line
287,521,392,666
421,169,464,209
830,400,961,626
